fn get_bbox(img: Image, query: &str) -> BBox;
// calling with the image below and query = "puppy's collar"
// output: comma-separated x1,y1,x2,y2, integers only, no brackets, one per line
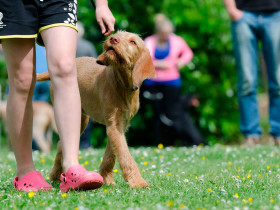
113,70,138,92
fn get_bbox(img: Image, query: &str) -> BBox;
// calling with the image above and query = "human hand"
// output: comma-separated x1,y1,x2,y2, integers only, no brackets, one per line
176,59,185,70
95,4,115,36
154,60,168,70
228,8,243,21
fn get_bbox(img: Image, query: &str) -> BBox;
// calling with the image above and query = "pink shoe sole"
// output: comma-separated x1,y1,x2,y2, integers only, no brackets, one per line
60,165,103,192
13,171,53,192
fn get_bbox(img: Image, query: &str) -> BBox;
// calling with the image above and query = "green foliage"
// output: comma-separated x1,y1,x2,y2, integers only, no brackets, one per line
78,0,241,144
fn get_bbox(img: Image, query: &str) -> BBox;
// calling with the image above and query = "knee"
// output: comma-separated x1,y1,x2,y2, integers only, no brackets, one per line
9,67,36,95
49,58,76,83
238,78,256,96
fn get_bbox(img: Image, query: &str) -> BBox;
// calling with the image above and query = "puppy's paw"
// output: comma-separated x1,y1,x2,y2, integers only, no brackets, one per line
49,168,62,182
129,178,150,188
101,173,116,186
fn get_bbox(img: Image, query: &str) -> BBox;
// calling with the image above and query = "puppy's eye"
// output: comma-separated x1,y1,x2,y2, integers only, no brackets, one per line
130,40,136,45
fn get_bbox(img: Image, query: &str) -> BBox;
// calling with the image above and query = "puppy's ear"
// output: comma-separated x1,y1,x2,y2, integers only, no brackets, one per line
132,48,156,88
96,52,107,65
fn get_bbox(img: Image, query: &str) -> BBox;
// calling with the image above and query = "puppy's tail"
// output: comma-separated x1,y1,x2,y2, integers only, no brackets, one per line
37,72,50,81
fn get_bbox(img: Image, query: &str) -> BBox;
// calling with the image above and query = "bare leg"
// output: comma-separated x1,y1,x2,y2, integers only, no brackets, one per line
50,114,89,181
41,27,81,172
2,38,36,178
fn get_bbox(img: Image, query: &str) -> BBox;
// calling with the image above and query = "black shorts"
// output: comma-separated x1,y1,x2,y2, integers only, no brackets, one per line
0,0,78,46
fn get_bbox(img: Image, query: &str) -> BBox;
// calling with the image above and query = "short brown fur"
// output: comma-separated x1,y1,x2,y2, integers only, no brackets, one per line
37,31,155,188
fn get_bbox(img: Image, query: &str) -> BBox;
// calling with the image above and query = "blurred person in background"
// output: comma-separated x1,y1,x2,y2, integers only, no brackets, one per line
224,0,280,146
143,14,204,146
76,21,97,149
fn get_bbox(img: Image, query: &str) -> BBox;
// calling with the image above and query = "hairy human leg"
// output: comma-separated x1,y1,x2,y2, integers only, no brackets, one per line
2,38,36,178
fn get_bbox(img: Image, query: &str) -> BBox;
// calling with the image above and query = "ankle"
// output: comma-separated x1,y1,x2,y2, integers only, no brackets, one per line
17,164,36,179
63,160,79,173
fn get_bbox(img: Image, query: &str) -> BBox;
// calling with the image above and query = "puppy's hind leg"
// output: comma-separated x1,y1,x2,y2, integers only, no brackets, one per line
49,140,63,182
99,139,116,186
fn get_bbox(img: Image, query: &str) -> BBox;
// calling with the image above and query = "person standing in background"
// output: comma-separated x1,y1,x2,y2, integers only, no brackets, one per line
144,14,204,146
76,21,98,58
224,0,280,146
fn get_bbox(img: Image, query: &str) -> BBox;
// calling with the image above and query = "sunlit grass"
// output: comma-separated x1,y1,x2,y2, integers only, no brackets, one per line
1,144,280,209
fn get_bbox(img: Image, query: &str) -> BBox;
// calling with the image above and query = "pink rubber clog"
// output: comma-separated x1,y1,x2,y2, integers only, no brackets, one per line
13,171,53,192
60,165,103,192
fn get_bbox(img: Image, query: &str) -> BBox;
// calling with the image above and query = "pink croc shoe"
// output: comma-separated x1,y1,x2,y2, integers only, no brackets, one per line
60,165,103,192
13,171,53,192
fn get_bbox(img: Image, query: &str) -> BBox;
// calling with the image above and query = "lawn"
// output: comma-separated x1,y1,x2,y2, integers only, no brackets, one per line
1,144,280,209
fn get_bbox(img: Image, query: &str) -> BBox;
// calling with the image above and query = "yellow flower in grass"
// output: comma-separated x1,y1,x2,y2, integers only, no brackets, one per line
159,155,163,158
248,169,252,173
236,176,240,179
228,161,232,166
80,195,84,199
248,197,253,202
202,156,206,160
242,177,245,181
104,189,108,193
144,161,148,166
165,200,174,207
40,155,44,159
233,193,239,198
158,143,164,149
40,159,45,163
180,204,185,208
78,156,82,160
74,208,79,210
247,174,251,179
113,169,118,173
8,169,12,172
270,199,275,203
258,174,262,177
208,188,212,192
267,166,270,170
28,191,35,198
167,173,172,176
46,177,49,180
242,199,248,203
13,206,17,210
84,160,89,165
61,193,67,198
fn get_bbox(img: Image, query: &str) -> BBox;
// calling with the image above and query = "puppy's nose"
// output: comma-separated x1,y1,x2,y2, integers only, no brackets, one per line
110,36,120,45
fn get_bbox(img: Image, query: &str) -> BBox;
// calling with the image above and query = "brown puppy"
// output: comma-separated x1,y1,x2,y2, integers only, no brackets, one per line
0,101,57,152
37,31,155,188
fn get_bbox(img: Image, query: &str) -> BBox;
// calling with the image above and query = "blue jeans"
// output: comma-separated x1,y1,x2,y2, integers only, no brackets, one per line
231,11,280,138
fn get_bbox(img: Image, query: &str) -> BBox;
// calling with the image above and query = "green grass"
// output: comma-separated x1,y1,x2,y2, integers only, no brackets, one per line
1,144,280,209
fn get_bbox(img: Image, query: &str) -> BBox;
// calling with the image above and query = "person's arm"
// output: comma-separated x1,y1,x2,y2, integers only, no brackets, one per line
176,37,193,70
223,0,243,21
94,0,115,36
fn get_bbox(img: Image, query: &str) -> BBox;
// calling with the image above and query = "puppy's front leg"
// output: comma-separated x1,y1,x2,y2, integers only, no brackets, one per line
106,125,150,188
99,139,116,186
